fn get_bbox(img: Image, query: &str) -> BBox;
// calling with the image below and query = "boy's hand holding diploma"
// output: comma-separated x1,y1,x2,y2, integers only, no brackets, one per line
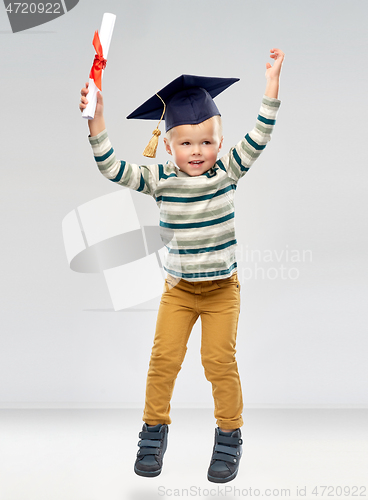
80,83,105,137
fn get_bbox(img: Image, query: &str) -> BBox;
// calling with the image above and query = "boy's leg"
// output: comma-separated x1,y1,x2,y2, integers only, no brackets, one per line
200,273,243,430
143,277,199,425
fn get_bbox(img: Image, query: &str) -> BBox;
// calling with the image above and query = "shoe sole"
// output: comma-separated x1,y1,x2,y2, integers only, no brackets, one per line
207,468,238,483
134,464,162,477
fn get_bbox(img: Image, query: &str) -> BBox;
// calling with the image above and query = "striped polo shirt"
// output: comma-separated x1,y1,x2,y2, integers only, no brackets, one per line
89,95,281,281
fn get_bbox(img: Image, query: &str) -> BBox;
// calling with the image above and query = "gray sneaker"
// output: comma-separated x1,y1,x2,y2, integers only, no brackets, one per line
207,427,243,483
134,423,168,477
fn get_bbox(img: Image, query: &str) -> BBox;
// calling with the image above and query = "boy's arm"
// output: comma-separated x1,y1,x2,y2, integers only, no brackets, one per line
79,83,160,196
88,129,161,196
219,48,284,182
264,48,284,99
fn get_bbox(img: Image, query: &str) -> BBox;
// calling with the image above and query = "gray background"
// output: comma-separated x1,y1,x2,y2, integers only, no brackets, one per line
1,0,367,408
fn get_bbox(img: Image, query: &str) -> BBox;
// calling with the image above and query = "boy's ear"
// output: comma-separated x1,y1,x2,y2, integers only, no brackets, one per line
163,137,172,155
218,136,224,152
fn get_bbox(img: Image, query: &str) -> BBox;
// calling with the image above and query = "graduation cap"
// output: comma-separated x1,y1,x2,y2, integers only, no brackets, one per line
126,74,239,158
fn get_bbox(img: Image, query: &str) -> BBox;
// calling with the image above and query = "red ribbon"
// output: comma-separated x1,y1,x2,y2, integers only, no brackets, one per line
89,30,107,91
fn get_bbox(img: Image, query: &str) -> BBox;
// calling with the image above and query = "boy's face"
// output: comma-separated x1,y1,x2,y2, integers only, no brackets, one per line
163,117,223,177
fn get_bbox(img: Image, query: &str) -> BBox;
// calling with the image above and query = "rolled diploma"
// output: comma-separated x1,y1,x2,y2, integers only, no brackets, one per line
82,13,116,120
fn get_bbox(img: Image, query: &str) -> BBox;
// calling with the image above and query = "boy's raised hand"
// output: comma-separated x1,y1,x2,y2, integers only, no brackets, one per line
79,81,106,136
79,81,104,118
265,48,285,80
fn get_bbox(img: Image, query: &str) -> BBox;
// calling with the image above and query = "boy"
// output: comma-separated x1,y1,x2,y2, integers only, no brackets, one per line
79,48,284,483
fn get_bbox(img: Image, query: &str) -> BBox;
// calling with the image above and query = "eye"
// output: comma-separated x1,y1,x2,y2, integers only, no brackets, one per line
182,141,190,146
203,141,211,145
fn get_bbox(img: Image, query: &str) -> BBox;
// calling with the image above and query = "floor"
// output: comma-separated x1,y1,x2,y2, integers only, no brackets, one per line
0,408,367,500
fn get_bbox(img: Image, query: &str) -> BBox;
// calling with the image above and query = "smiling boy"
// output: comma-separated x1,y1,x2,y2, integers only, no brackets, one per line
163,115,223,176
79,48,284,483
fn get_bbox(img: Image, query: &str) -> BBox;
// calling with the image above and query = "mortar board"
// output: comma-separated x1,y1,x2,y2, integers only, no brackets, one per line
126,74,239,158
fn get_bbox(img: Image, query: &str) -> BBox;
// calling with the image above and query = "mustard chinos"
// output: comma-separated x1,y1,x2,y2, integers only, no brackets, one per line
143,272,244,430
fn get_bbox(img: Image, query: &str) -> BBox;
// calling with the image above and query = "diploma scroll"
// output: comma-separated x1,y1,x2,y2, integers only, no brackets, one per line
82,13,116,120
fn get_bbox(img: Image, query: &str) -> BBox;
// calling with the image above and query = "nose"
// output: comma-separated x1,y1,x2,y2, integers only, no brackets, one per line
191,144,202,155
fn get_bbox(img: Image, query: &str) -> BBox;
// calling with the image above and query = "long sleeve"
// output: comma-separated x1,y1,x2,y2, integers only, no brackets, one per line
218,95,281,182
88,129,162,197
